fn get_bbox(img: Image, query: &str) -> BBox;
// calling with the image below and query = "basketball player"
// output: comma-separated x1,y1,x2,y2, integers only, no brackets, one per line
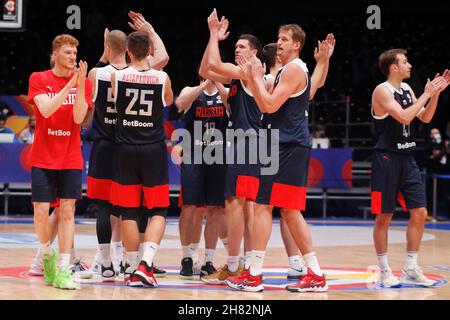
29,55,91,278
227,24,331,292
109,31,173,287
260,36,335,280
86,29,128,280
27,34,93,289
198,9,262,284
176,77,229,278
86,12,170,280
371,49,449,287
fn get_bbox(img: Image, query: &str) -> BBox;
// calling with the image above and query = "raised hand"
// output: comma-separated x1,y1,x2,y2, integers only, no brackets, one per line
237,55,252,80
249,54,265,79
103,28,110,43
324,33,336,58
128,11,154,35
207,8,221,33
425,76,446,96
314,40,330,63
435,69,450,93
76,60,88,87
217,16,230,41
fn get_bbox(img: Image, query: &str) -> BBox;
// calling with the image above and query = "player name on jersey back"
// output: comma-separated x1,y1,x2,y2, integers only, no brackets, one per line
114,67,167,144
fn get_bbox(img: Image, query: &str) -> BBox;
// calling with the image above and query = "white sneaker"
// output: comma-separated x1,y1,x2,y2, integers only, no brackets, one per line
29,259,43,276
193,260,202,276
400,266,436,287
112,258,121,275
287,267,307,280
89,257,101,275
378,268,401,288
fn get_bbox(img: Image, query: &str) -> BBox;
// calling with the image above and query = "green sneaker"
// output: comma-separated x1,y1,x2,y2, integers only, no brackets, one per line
53,267,79,290
42,249,58,285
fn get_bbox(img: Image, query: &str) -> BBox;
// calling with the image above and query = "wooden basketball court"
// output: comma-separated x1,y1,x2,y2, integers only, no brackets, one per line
0,217,449,300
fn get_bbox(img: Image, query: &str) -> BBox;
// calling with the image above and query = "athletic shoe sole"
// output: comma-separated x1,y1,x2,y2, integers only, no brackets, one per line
134,271,157,288
377,281,401,288
399,279,436,287
286,284,329,292
225,279,264,292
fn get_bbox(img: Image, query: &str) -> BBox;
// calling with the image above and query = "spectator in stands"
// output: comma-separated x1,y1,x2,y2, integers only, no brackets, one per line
425,127,450,220
0,114,14,134
311,124,331,148
19,115,36,143
0,114,20,143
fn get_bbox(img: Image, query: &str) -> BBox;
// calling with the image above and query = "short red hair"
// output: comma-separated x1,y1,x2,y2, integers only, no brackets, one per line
52,34,79,51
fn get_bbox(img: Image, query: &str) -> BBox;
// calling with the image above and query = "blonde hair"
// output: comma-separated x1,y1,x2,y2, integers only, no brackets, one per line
106,30,127,53
52,34,79,51
279,24,306,50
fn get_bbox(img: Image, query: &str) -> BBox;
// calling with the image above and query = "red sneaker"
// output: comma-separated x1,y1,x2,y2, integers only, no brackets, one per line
133,261,158,288
126,273,144,287
286,268,328,292
225,269,264,292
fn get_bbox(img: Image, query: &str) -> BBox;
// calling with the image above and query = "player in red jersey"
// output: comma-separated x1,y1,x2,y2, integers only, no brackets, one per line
28,34,93,289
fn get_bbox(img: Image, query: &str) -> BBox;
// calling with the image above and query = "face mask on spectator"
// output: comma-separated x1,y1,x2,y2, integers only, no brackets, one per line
433,133,442,144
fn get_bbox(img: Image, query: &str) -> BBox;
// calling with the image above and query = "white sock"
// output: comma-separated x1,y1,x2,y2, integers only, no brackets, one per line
249,250,265,276
221,237,229,253
125,251,139,273
244,251,252,270
34,247,41,262
99,243,112,267
205,249,215,263
138,243,144,262
142,242,159,267
111,241,123,261
40,241,52,257
182,245,191,259
58,253,71,269
189,243,199,262
70,247,77,264
227,256,240,272
377,253,390,271
95,247,101,262
303,252,323,276
404,251,418,270
288,255,305,271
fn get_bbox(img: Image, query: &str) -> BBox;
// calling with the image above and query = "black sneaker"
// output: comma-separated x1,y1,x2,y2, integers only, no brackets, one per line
153,265,167,278
200,261,217,277
180,257,193,279
101,263,115,281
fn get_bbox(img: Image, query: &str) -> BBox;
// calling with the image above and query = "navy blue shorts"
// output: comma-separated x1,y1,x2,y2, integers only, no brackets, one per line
31,167,82,203
371,151,426,214
110,141,169,210
87,139,115,202
180,163,226,207
256,144,309,210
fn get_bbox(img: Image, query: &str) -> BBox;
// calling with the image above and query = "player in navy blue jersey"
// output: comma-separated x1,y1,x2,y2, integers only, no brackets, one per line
229,24,332,292
198,9,263,284
259,37,336,281
110,30,174,288
371,49,449,288
175,77,229,278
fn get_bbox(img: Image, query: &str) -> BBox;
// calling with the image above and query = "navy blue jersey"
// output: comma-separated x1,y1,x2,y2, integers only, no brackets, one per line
114,67,167,145
184,90,228,149
372,82,416,154
266,59,311,146
91,65,126,141
227,79,262,132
